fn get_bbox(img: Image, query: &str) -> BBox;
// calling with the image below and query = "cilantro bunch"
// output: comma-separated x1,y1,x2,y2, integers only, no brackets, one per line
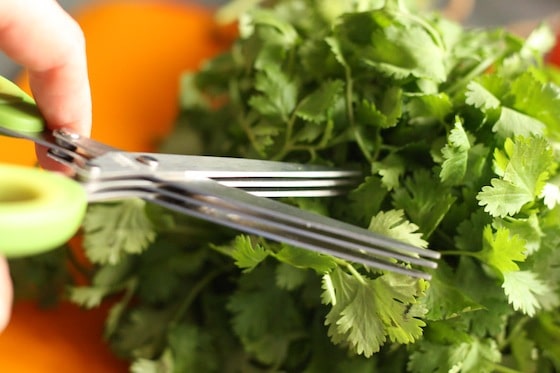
11,0,560,371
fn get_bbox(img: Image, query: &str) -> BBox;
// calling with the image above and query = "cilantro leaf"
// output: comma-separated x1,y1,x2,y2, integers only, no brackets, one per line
295,80,344,123
372,153,406,191
477,136,555,217
275,262,309,290
229,235,270,272
333,10,447,83
167,323,218,373
440,119,471,185
82,199,156,265
479,225,526,275
421,262,481,321
454,210,492,253
227,264,304,365
344,176,388,226
408,338,501,373
493,107,546,139
509,70,560,137
367,209,428,249
502,270,554,316
322,268,425,357
465,81,501,112
393,169,456,237
249,66,298,121
493,213,543,255
405,92,452,126
274,244,337,274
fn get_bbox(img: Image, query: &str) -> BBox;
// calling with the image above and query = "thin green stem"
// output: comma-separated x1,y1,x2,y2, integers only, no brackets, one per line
272,105,300,161
346,263,367,284
170,268,225,326
344,66,372,163
444,55,499,95
439,250,481,258
229,79,260,154
498,316,530,351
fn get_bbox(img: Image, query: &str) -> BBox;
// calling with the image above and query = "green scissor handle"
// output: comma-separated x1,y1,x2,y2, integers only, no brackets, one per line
0,76,87,257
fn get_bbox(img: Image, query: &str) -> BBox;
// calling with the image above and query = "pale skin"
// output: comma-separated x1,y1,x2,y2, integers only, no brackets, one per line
0,0,91,332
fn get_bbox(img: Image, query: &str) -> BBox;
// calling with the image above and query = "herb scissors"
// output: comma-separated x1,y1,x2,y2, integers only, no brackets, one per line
0,77,440,279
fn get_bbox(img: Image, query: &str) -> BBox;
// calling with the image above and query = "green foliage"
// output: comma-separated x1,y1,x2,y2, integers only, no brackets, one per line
13,0,560,371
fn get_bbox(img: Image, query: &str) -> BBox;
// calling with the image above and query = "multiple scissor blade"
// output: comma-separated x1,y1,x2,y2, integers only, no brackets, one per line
86,174,441,280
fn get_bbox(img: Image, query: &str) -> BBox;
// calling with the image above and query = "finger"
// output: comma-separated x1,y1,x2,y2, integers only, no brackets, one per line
0,256,13,333
0,0,91,135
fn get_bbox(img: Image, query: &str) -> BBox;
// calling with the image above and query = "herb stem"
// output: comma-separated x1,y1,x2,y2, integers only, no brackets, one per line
439,250,480,258
230,79,261,155
344,66,372,163
444,55,498,95
346,263,367,284
170,268,225,325
272,103,300,161
498,316,530,351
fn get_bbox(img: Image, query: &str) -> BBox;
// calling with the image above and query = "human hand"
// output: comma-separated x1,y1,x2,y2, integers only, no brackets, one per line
0,0,91,332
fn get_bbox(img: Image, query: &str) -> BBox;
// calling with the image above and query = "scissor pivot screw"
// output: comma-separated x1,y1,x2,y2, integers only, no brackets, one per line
55,129,81,140
136,155,159,169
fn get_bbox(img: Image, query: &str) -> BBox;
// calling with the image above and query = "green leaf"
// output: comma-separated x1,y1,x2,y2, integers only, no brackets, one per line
368,209,428,249
540,182,560,209
405,92,452,126
409,338,501,373
493,213,543,255
522,23,557,56
422,262,482,321
230,235,270,272
249,66,298,120
296,80,344,123
356,86,403,128
454,210,492,253
479,225,526,275
502,270,553,316
492,107,546,138
393,169,456,237
274,245,337,274
275,262,309,290
477,136,555,217
509,70,560,136
372,153,406,191
333,10,447,82
322,268,425,357
477,178,535,217
68,286,113,309
440,119,471,185
345,176,388,226
83,200,156,265
227,264,303,365
168,323,218,373
448,338,502,373
465,81,501,111
111,306,174,359
246,8,299,48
